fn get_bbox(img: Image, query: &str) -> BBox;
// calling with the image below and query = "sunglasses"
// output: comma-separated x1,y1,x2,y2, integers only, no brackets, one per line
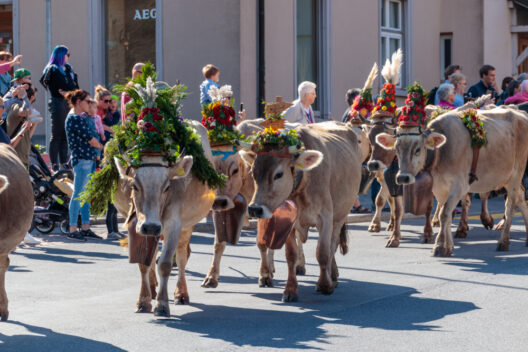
66,53,71,57
103,99,112,103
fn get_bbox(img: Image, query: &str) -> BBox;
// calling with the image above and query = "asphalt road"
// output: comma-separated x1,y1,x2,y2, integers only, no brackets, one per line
2,197,528,352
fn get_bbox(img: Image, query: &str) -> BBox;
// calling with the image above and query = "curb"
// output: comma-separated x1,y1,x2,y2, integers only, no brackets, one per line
93,212,425,233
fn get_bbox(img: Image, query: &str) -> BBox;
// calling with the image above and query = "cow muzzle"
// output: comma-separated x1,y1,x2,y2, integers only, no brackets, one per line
367,161,380,172
139,222,162,236
396,173,415,185
248,204,273,219
212,195,235,211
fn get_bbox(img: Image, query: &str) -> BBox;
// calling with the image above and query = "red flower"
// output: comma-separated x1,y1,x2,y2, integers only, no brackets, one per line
143,122,158,132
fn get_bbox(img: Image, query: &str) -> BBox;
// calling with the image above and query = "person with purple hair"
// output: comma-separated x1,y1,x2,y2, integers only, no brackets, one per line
40,45,79,171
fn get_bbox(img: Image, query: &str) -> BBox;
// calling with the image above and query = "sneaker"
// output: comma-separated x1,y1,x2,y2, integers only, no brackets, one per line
117,232,127,239
23,232,41,245
67,231,87,242
81,229,103,239
107,232,121,241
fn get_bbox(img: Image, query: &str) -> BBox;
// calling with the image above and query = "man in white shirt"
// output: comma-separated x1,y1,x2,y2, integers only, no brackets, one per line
283,81,316,124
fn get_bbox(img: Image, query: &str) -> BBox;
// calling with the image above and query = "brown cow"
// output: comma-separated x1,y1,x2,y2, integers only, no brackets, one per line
376,105,528,255
0,145,34,321
240,121,361,301
113,121,216,316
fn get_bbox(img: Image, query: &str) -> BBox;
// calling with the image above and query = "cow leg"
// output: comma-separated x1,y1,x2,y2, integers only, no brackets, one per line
479,193,494,229
514,190,528,246
497,184,520,251
368,180,388,232
295,231,306,275
258,242,274,287
174,228,193,305
455,193,471,238
432,204,441,227
282,229,299,302
136,263,153,313
153,225,181,317
423,198,434,243
202,236,226,288
386,195,396,231
316,215,335,295
434,187,464,257
0,255,9,321
386,195,402,247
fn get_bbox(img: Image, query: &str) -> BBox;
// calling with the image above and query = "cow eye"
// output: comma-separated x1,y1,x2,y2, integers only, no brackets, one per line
274,171,283,180
415,148,421,156
232,168,239,175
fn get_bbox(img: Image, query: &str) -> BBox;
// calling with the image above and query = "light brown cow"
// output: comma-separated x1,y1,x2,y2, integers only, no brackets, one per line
377,105,528,256
113,121,216,317
240,121,361,301
0,145,34,321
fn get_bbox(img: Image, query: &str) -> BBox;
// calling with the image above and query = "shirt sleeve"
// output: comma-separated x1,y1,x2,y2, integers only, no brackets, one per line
0,63,11,75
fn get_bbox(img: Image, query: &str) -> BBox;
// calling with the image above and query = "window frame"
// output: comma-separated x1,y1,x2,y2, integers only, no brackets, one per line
379,0,407,91
440,33,453,80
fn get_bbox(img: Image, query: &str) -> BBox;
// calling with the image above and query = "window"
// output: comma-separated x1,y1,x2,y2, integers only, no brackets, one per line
0,4,13,53
380,0,404,87
296,0,319,110
440,34,453,80
105,0,156,89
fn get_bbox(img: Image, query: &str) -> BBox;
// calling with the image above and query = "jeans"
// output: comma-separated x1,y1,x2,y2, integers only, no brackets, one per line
69,159,95,227
49,97,69,167
106,202,118,233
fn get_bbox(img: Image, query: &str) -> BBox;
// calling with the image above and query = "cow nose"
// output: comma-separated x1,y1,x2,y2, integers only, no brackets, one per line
213,198,228,210
248,205,263,218
367,161,379,172
396,174,411,185
140,223,161,236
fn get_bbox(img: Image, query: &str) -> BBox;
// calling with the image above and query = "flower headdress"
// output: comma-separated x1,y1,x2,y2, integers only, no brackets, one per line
208,85,233,103
202,84,241,146
371,49,403,120
238,127,303,157
398,82,428,127
349,63,378,124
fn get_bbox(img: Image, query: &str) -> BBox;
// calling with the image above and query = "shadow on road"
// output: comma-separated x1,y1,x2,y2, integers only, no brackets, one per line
152,279,478,349
10,246,127,264
0,321,126,352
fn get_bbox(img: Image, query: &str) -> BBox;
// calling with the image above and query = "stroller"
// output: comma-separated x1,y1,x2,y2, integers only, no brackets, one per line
28,145,74,234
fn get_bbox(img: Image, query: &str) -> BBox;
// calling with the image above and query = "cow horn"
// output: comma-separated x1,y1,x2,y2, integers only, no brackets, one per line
235,140,253,150
288,144,301,154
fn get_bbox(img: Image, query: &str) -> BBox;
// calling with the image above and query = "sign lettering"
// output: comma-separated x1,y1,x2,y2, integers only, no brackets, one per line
134,8,156,20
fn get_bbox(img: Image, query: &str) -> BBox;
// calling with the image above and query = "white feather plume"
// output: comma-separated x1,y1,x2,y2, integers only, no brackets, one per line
381,58,392,83
362,63,379,91
390,48,403,85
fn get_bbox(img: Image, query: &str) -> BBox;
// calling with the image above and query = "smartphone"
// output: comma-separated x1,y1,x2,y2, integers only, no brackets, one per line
16,124,28,137
240,103,244,111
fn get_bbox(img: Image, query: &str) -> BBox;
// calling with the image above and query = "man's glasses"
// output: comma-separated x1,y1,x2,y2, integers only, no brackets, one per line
103,99,112,103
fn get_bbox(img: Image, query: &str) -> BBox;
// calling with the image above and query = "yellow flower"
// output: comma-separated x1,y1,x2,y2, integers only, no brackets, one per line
390,102,395,107
381,106,387,111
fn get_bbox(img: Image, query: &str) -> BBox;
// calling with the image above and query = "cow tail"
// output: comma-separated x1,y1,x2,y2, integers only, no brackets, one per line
339,224,348,255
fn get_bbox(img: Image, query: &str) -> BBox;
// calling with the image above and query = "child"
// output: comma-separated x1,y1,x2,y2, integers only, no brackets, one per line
200,64,220,106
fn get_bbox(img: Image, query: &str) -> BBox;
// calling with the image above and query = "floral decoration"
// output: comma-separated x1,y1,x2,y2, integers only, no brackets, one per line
459,109,487,148
251,127,302,152
371,83,397,116
201,86,242,146
398,82,428,127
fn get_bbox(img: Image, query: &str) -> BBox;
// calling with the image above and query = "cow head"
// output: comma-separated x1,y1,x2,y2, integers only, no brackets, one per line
115,155,193,236
366,119,397,173
0,175,8,194
376,127,446,185
240,149,323,219
212,152,251,211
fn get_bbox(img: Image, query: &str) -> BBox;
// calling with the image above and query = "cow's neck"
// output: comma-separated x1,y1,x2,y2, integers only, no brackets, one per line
289,170,305,199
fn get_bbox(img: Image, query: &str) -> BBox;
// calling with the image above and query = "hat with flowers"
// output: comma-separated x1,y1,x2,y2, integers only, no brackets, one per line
371,49,403,120
348,63,378,124
398,82,428,127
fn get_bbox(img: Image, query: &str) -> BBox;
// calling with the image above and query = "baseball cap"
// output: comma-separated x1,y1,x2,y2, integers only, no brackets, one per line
12,68,31,82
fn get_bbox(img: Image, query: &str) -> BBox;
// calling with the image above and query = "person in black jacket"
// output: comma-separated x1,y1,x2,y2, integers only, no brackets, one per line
40,45,79,171
467,65,498,102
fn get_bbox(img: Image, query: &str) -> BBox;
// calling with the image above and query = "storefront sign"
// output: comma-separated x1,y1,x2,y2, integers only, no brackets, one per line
134,9,156,20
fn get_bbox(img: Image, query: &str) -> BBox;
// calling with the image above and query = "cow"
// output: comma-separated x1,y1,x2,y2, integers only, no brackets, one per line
376,105,528,256
113,121,216,317
240,121,362,301
0,145,34,321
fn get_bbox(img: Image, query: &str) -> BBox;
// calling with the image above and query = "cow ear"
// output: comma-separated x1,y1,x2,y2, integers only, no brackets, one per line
295,150,323,171
239,150,256,166
114,157,133,181
425,132,446,150
169,155,193,179
375,133,396,150
0,175,8,194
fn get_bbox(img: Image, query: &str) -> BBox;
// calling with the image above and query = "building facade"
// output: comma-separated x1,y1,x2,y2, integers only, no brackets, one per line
2,0,528,143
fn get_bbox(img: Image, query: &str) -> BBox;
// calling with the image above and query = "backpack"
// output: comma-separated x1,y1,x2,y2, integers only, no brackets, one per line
427,86,438,105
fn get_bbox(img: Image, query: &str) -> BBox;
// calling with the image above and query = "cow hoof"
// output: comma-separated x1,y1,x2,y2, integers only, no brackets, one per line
432,219,440,227
295,265,306,276
153,304,170,317
316,283,334,295
454,229,467,238
422,235,434,244
282,292,298,302
0,312,8,321
496,242,509,252
481,215,494,230
258,277,273,288
368,224,381,233
201,277,218,288
135,303,152,313
386,239,400,248
175,294,189,305
433,246,452,257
